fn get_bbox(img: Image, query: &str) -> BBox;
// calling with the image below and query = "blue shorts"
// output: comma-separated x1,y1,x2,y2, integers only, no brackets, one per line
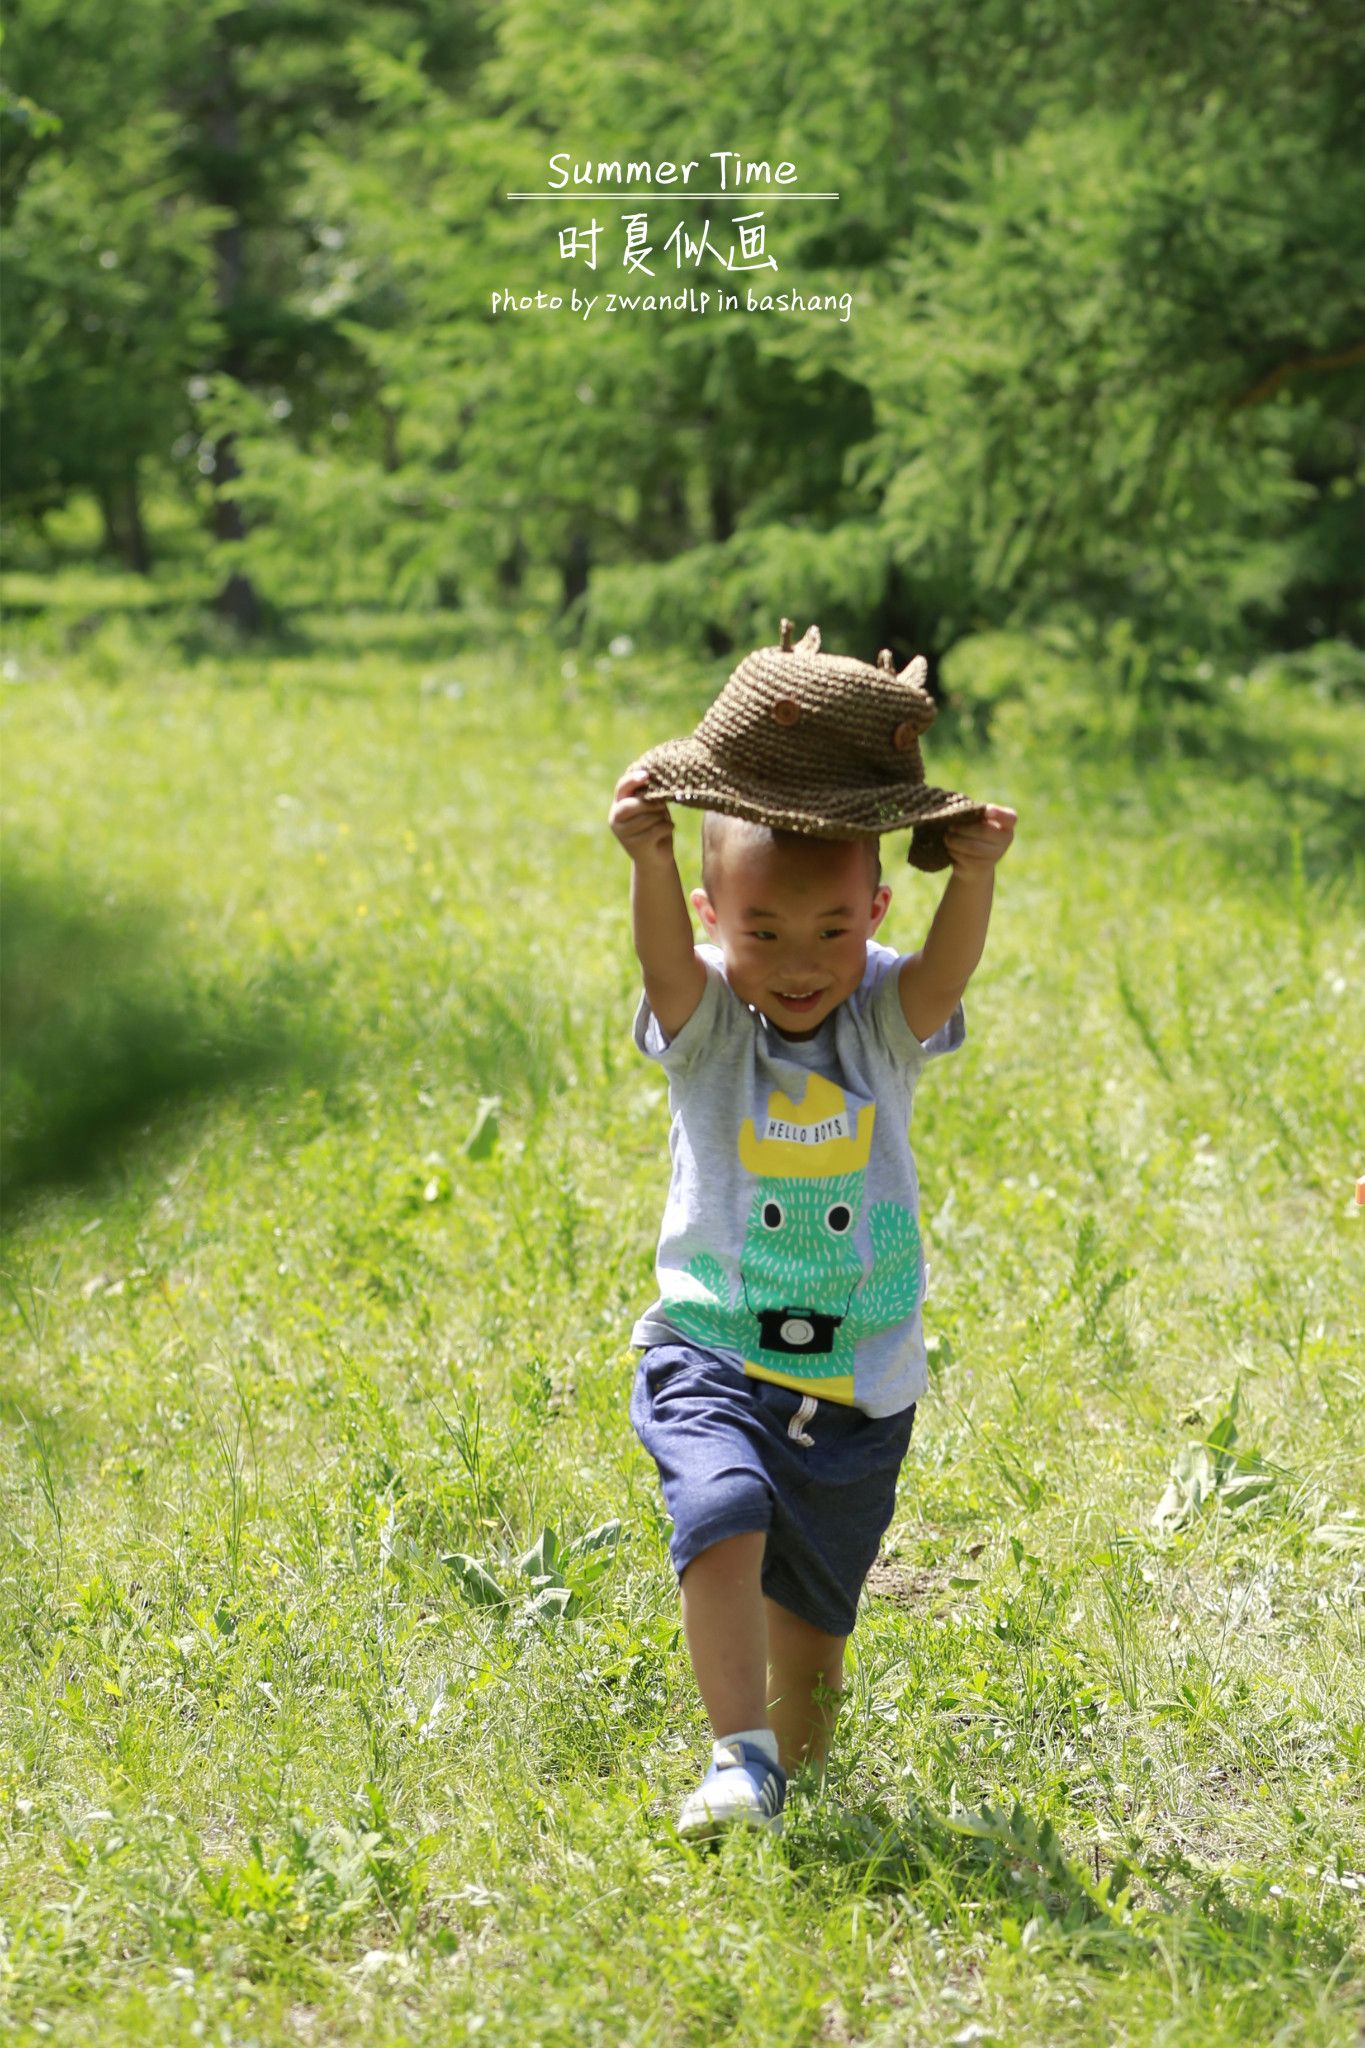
629,1340,917,1639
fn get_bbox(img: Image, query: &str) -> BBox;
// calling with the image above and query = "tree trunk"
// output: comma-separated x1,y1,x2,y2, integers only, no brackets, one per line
96,471,153,573
708,468,734,543
121,468,151,575
496,535,526,593
210,430,262,635
659,473,688,553
379,402,402,475
204,17,263,636
96,485,120,562
559,527,590,614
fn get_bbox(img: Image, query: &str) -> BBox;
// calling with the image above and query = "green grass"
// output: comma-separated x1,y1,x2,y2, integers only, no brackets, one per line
1,605,1362,2045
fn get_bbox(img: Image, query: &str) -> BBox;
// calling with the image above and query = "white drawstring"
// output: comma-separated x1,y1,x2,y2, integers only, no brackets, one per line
787,1394,817,1446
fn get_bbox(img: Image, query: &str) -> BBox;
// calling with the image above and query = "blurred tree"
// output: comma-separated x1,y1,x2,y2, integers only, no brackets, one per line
198,0,1362,670
844,0,1365,677
1,1,223,566
1,0,491,617
3,0,1361,671
163,1,491,625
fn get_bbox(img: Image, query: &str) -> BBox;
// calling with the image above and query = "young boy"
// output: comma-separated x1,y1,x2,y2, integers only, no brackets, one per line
610,762,1016,1842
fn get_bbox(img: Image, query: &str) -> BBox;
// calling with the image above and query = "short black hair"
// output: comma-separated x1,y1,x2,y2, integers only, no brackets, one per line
700,812,881,900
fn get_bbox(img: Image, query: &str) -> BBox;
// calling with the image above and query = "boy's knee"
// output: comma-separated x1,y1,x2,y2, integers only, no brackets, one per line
765,1597,846,1674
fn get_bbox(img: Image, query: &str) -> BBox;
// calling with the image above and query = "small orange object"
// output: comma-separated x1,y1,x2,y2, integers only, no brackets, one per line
1357,1176,1365,1207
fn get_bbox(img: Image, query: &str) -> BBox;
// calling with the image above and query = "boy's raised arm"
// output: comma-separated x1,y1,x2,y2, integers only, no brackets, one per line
897,803,1017,1040
609,765,707,1041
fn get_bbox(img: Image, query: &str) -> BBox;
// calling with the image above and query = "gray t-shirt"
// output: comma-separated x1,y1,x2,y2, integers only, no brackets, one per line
630,939,965,1416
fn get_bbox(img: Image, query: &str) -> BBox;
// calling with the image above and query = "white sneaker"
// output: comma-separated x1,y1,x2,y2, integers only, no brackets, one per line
676,1738,787,1842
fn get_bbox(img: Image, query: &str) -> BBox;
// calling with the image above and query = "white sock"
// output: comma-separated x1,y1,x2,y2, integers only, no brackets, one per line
715,1726,780,1767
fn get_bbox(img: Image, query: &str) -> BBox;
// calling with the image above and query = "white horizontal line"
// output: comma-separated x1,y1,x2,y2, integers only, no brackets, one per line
505,192,840,201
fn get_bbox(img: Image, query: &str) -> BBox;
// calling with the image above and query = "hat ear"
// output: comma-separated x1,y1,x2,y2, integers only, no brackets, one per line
897,654,928,691
795,623,821,655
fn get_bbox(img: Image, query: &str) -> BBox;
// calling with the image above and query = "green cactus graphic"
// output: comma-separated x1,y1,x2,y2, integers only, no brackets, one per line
663,1175,921,1379
659,1073,922,1400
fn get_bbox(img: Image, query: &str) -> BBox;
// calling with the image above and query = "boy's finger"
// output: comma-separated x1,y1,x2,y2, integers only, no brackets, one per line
617,809,671,839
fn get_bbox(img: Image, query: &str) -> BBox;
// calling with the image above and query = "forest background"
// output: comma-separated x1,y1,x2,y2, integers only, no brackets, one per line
4,0,1363,673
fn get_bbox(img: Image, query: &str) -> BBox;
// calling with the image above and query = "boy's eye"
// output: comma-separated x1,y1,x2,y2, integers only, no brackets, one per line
820,929,847,939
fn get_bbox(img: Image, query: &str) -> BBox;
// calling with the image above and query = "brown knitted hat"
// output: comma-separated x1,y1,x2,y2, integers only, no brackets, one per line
636,617,985,871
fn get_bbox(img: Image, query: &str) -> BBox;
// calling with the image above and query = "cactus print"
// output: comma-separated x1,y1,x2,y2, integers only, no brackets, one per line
661,1079,924,1403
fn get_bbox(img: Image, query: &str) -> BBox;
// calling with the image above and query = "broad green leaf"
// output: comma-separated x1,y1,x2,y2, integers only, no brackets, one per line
561,1519,624,1562
462,1096,501,1161
515,1527,560,1580
441,1553,508,1607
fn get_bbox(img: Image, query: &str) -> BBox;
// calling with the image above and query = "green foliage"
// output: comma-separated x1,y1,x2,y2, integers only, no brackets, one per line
578,518,895,656
1152,1388,1280,1534
1,101,224,525
6,0,1361,665
860,126,1270,649
444,1519,627,1626
196,1783,430,1942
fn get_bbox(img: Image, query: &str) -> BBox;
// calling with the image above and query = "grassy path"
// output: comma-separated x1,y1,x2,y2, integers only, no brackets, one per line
1,617,1362,2044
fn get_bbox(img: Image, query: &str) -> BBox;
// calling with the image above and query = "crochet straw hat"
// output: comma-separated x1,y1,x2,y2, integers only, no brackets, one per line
637,617,985,870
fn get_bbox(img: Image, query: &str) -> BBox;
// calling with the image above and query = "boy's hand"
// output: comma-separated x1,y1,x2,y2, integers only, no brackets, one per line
943,803,1017,879
609,764,677,864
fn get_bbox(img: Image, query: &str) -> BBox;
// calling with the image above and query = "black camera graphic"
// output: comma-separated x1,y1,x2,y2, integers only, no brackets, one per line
756,1307,844,1356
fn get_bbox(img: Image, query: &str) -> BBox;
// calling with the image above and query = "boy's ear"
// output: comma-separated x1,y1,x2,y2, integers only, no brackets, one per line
690,886,717,931
869,884,892,931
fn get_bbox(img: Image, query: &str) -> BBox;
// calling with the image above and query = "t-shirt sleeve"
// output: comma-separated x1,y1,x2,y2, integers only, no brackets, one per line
865,950,967,1069
632,951,741,1076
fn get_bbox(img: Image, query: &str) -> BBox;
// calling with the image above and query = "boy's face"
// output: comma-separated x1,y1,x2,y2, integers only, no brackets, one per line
690,830,891,1039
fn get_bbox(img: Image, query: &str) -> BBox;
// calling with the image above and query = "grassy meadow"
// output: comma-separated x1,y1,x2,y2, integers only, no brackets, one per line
1,601,1363,2045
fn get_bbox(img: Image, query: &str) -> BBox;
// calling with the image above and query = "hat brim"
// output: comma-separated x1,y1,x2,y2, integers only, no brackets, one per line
636,738,985,869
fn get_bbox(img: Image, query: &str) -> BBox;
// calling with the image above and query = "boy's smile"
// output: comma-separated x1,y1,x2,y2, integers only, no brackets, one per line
691,829,891,1040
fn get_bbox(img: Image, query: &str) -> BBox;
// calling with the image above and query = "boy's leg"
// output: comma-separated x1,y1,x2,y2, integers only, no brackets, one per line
678,1530,770,1736
763,1596,846,1776
675,1530,788,1841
